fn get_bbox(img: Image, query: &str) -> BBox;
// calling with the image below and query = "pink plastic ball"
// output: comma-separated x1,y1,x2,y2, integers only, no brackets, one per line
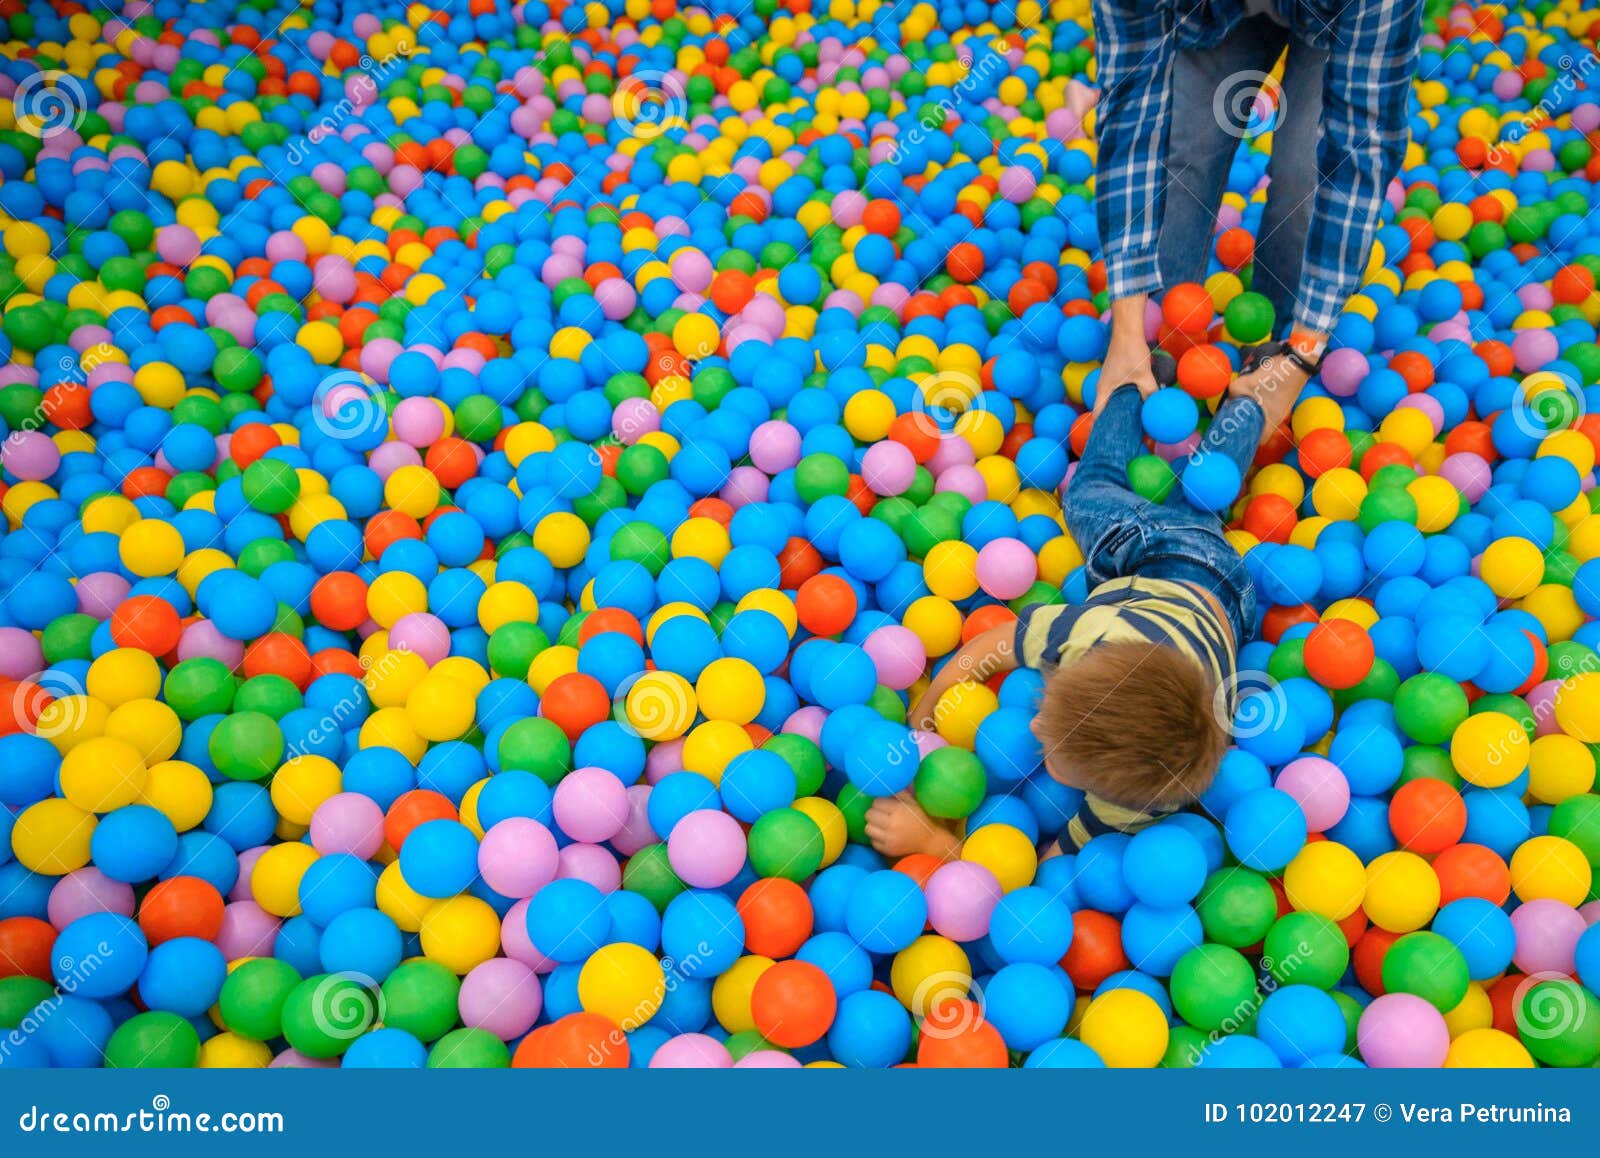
1510,898,1586,976
309,793,385,858
477,818,560,899
862,625,927,691
924,861,1003,942
47,867,136,928
1357,993,1450,1067
458,958,543,1040
860,440,917,496
1273,756,1350,832
649,1033,734,1068
975,538,1038,600
552,767,631,844
749,421,802,474
556,842,622,892
666,809,747,888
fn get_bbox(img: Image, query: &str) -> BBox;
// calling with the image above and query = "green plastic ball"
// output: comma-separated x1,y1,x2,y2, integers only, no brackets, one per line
747,808,825,881
380,961,461,1044
1195,867,1278,948
914,747,987,819
105,1011,200,1068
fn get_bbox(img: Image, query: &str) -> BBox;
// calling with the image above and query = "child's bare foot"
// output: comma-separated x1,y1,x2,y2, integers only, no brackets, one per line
865,793,962,861
1226,347,1311,442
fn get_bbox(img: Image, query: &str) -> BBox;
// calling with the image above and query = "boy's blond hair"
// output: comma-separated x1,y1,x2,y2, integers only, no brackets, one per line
1032,641,1227,807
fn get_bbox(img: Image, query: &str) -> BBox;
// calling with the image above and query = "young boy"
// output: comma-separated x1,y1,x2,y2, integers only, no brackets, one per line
866,369,1307,861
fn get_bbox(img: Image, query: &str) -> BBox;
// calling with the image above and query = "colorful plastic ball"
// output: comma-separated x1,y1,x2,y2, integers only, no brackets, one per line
1122,825,1207,907
1357,992,1451,1068
1223,788,1307,871
1076,988,1169,1068
667,810,747,889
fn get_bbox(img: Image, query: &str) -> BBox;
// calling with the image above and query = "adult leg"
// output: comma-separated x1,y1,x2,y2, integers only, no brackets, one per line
1252,32,1329,334
1157,17,1289,292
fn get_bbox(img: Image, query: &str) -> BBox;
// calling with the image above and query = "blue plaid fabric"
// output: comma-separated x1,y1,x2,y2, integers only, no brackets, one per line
1091,0,1425,333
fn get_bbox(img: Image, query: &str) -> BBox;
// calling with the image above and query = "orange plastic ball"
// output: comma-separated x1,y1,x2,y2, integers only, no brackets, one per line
795,573,857,637
738,878,814,959
1434,842,1511,905
310,572,370,631
916,1003,1009,1067
1062,910,1127,991
138,876,226,945
1176,344,1233,399
109,595,182,655
1298,428,1352,477
512,1012,626,1068
1161,283,1214,333
750,960,837,1048
540,673,611,742
384,789,458,853
1388,778,1467,854
0,916,56,980
1302,619,1375,690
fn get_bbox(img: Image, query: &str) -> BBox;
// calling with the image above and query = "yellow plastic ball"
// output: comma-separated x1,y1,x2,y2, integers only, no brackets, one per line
104,698,182,765
34,694,110,753
932,680,999,749
11,798,97,874
672,312,720,360
791,797,847,866
419,896,501,974
923,541,980,601
405,674,478,742
694,657,764,724
1310,468,1367,520
1450,711,1529,787
1508,835,1591,906
86,648,162,707
1479,536,1545,599
577,943,666,1029
1442,980,1493,1037
624,671,697,740
250,842,320,918
889,934,971,1017
1282,840,1366,919
376,860,432,933
1077,988,1169,1068
1527,733,1596,804
137,759,213,832
60,736,149,813
711,954,774,1033
118,518,186,577
198,1033,273,1068
1363,850,1441,933
680,720,752,784
961,823,1036,892
533,511,590,568
269,754,343,826
1553,672,1600,742
903,595,964,658
383,464,441,519
1444,1027,1535,1068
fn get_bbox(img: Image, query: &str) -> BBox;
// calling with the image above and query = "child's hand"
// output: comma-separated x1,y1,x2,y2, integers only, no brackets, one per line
865,793,962,861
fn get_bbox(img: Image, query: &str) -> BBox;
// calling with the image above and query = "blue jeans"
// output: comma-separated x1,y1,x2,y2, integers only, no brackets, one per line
1064,387,1262,643
1158,15,1328,332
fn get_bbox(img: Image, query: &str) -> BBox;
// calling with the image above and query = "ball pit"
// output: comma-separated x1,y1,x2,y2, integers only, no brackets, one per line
0,0,1598,1074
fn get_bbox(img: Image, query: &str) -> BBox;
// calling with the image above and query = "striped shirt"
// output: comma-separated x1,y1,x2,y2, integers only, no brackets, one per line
1092,0,1425,332
1015,576,1238,850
